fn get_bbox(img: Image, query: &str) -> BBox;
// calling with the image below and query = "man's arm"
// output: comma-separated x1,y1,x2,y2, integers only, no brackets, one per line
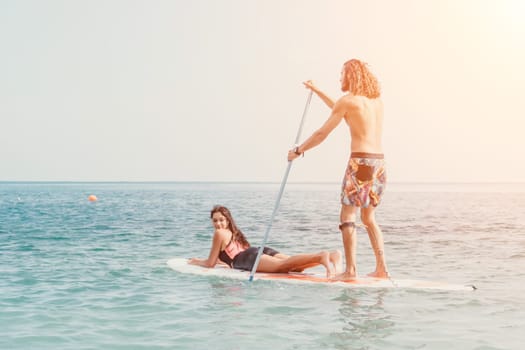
288,98,346,161
303,80,335,109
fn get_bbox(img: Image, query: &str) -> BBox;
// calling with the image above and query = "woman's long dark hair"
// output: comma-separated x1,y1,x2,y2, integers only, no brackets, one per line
210,205,250,248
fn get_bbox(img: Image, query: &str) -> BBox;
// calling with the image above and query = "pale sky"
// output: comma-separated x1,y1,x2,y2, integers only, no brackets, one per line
1,0,524,183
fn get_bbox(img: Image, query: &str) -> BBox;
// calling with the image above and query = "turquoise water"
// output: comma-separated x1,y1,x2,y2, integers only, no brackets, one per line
1,182,524,349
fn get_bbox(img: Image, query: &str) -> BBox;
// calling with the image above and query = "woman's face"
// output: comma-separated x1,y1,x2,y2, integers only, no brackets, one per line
211,211,229,230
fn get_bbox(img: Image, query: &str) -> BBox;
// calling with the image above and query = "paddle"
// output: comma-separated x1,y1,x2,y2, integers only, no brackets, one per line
248,90,314,282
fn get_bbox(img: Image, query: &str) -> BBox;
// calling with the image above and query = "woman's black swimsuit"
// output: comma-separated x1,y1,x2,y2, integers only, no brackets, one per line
219,246,280,271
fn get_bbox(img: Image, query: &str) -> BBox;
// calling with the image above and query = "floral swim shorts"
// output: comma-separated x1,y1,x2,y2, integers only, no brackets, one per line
341,152,387,208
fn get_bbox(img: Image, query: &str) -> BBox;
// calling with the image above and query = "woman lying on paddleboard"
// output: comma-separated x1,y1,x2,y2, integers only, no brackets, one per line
189,205,342,277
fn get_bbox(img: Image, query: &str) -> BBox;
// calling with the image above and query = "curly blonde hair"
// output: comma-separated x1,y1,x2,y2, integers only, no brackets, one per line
343,59,381,98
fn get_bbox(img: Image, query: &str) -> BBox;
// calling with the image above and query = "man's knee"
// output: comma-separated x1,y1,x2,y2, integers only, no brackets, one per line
360,212,376,227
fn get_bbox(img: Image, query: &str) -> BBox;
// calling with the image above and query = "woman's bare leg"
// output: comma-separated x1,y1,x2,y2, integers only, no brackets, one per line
256,251,333,277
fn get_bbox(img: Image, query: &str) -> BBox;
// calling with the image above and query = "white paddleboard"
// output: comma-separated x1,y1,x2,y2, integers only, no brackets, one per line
167,258,476,291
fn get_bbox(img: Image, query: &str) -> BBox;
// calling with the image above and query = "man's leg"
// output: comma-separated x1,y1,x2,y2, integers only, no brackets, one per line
339,204,358,278
361,206,389,278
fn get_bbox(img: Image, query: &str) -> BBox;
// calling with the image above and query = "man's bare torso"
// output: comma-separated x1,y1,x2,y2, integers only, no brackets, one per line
341,95,384,154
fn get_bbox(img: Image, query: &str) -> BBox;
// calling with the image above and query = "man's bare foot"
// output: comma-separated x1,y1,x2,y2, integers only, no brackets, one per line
320,251,333,277
329,250,343,275
367,270,390,279
333,271,357,281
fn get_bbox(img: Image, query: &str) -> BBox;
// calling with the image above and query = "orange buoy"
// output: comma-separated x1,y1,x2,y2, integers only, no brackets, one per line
88,195,98,202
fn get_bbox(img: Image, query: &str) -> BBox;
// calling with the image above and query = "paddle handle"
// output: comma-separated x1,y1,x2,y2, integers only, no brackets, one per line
248,90,313,281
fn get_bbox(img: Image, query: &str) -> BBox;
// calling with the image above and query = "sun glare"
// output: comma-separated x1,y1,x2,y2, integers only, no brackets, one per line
495,0,525,32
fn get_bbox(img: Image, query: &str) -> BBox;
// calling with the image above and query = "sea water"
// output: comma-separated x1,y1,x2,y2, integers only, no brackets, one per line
1,182,524,350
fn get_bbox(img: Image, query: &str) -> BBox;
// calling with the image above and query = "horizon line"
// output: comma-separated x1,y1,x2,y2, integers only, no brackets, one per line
1,180,524,185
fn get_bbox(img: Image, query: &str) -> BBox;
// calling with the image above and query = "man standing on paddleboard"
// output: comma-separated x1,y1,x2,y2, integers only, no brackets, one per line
287,59,389,280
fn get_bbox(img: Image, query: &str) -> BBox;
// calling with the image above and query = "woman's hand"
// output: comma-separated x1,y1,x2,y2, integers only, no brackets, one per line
188,258,201,265
188,257,215,268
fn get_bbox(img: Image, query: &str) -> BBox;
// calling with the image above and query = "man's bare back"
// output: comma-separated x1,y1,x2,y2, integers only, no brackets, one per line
340,94,384,154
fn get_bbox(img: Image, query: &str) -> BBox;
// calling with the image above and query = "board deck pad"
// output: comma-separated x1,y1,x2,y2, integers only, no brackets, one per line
167,258,476,291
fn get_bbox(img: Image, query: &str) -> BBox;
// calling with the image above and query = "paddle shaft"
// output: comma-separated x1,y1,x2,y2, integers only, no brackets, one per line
248,91,313,281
